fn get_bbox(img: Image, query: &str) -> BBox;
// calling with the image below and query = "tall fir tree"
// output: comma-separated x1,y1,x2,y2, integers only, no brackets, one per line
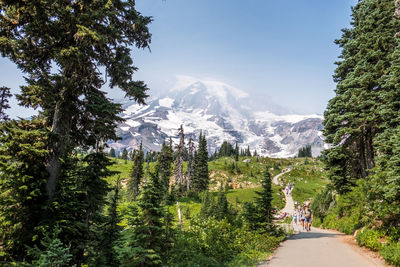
128,142,144,200
0,0,152,264
192,132,209,192
255,168,273,225
323,0,399,193
109,148,117,158
0,0,151,200
52,152,114,266
174,125,185,191
121,173,165,267
96,178,123,267
0,119,48,262
121,148,128,161
156,140,174,194
187,137,195,191
235,142,239,162
368,3,400,231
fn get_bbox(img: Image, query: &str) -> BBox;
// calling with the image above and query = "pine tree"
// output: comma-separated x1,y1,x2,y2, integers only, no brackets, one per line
187,137,195,191
96,178,123,267
0,0,152,263
156,140,173,194
55,152,114,265
235,142,239,161
255,168,273,225
215,188,229,221
0,87,11,121
121,148,128,161
174,125,185,192
109,148,116,158
0,119,48,261
128,142,144,200
199,191,215,218
218,141,234,157
192,132,209,192
323,0,399,193
0,0,151,201
246,145,251,156
30,228,75,267
122,174,165,267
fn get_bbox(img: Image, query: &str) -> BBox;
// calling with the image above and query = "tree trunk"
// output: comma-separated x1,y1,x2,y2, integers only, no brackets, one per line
46,101,71,200
365,127,375,172
358,132,368,179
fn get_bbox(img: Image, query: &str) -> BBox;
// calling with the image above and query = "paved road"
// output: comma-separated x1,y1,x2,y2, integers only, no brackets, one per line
260,225,385,267
265,171,385,267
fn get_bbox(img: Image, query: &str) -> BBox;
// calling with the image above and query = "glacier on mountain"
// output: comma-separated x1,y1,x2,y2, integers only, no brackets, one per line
110,76,325,158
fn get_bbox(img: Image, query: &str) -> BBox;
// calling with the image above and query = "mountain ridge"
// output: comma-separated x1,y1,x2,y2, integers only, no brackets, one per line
109,77,326,157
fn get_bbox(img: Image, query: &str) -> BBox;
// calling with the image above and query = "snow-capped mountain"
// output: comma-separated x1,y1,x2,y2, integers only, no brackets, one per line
110,76,325,158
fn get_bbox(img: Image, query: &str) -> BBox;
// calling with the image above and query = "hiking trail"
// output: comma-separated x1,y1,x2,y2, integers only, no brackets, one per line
261,170,387,267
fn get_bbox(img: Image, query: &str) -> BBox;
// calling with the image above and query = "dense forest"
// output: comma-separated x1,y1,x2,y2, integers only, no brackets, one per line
312,0,400,265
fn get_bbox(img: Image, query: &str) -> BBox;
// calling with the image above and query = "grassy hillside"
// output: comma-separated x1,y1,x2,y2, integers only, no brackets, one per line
278,158,328,205
107,156,291,213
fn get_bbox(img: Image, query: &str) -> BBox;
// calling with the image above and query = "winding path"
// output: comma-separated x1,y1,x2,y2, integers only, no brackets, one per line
262,170,386,267
272,170,295,216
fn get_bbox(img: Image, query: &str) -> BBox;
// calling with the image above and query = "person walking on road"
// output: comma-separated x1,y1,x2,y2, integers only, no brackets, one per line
305,206,313,231
300,207,306,230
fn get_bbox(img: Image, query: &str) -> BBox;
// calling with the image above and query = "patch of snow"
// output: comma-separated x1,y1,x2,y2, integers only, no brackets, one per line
125,119,141,128
159,97,174,108
254,111,322,124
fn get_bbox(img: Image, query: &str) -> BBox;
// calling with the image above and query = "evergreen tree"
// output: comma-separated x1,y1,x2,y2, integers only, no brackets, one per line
128,142,144,200
192,132,209,192
199,191,215,219
174,125,185,191
121,148,128,161
0,119,48,261
218,141,234,157
255,168,273,225
323,0,399,193
242,201,260,231
55,152,114,265
298,145,312,158
365,4,400,230
121,174,165,267
246,145,251,156
109,148,116,158
235,142,239,161
96,178,123,267
0,0,151,201
0,86,11,121
187,137,195,191
29,228,75,267
156,140,174,194
215,188,229,221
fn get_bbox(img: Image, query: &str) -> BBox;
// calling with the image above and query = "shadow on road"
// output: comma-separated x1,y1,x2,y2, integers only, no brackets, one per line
290,231,341,240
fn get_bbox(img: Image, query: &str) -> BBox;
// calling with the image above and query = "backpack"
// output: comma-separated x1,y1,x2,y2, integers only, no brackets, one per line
305,209,312,219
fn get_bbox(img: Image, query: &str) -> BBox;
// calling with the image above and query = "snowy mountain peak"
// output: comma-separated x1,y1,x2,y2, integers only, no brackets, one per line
111,76,324,158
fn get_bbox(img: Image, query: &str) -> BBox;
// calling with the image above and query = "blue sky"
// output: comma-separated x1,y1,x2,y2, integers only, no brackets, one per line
0,0,357,118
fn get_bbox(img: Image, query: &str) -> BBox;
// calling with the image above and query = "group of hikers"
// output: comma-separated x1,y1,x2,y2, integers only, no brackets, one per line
280,180,313,232
284,182,294,196
293,204,313,231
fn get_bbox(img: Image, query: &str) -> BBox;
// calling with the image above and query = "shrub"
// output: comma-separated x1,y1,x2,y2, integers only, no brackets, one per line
312,217,322,228
356,229,384,251
380,242,400,267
